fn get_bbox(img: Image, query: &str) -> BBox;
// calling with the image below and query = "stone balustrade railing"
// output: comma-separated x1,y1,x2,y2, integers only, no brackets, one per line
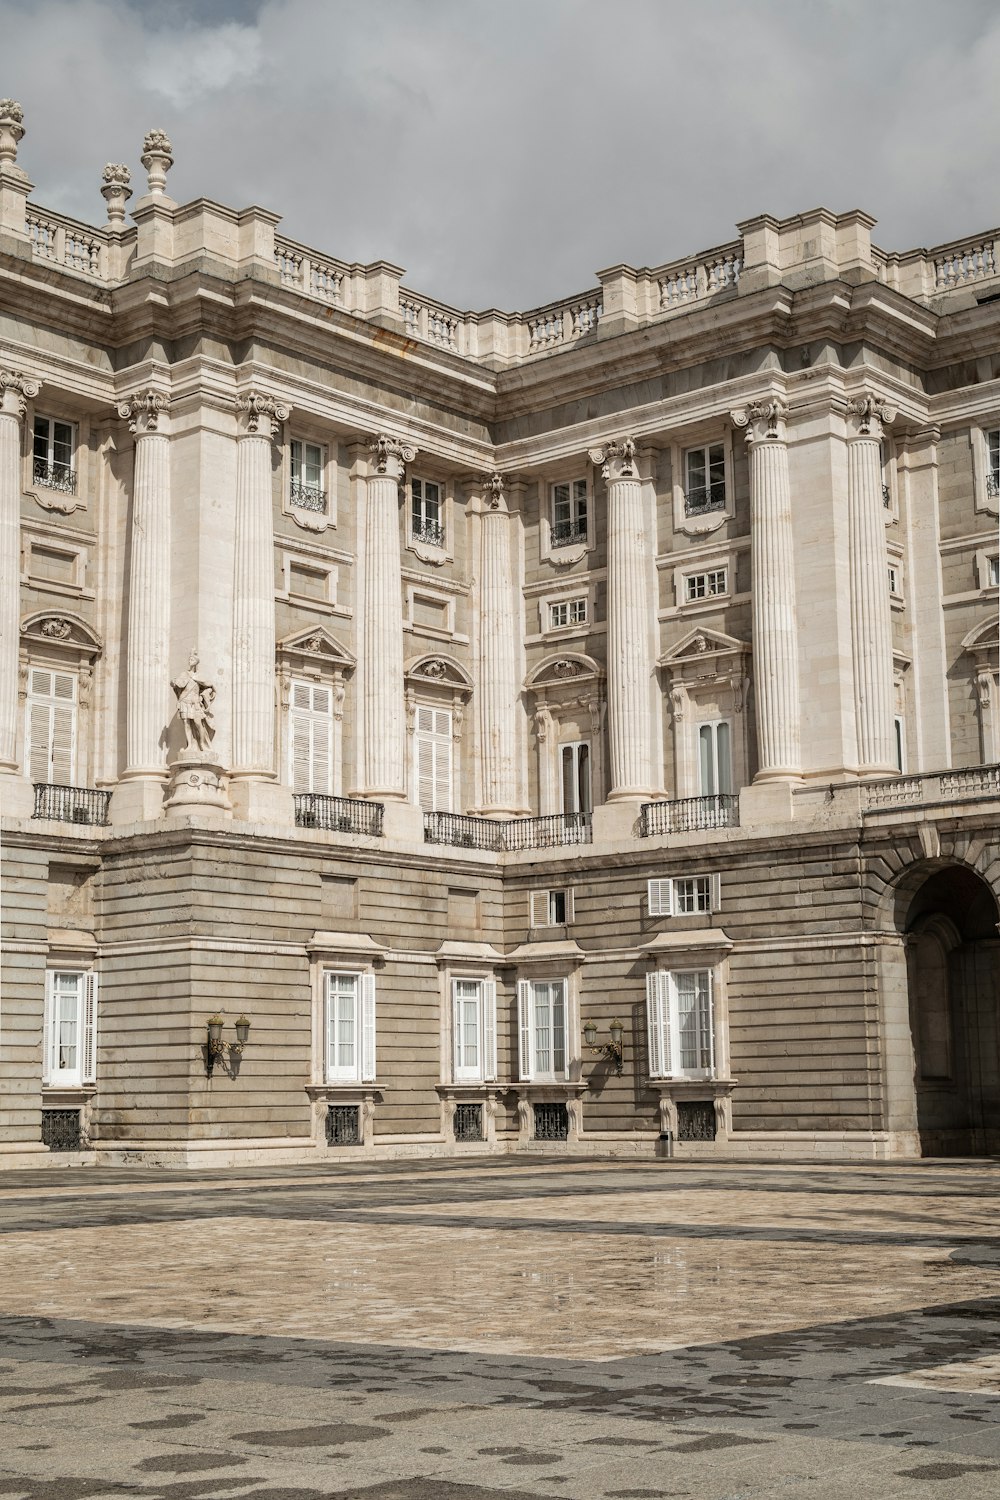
860,764,1000,812
273,236,349,305
26,207,112,280
874,230,1000,302
652,242,743,312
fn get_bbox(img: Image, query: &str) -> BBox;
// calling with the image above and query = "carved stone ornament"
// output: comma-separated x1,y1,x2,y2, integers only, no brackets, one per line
0,367,40,420
140,128,174,196
117,389,168,434
302,633,324,655
0,99,25,172
40,618,72,641
551,659,581,678
731,398,786,441
101,163,132,225
588,435,636,479
482,472,505,508
171,651,216,754
368,433,416,479
419,659,450,679
847,393,897,437
236,389,290,439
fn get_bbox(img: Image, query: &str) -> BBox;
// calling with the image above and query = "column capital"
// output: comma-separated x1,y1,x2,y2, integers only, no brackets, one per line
846,392,896,441
0,368,39,420
731,398,787,444
479,471,510,512
588,435,636,481
368,433,417,483
117,388,169,436
236,389,290,442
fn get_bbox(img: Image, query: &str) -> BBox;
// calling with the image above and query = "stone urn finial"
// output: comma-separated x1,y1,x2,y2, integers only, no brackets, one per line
101,163,132,226
140,128,173,197
0,99,25,174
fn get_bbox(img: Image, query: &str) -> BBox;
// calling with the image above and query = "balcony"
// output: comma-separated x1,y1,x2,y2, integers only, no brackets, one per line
33,783,110,826
412,517,445,548
293,794,384,836
288,481,326,513
32,460,76,495
639,795,739,837
860,764,1000,813
550,519,588,549
424,812,505,852
424,810,593,852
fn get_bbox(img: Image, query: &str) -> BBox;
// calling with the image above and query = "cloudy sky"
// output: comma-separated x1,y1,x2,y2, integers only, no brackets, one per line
3,0,998,311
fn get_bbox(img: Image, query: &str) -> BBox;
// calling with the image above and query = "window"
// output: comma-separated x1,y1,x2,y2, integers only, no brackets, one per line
414,705,453,811
550,597,588,629
530,888,572,927
646,969,715,1079
698,720,732,796
988,429,999,498
517,979,568,1082
411,477,444,547
550,479,588,547
888,563,902,598
289,440,326,512
647,876,719,917
685,569,727,602
289,680,333,794
560,741,591,815
684,444,726,516
33,416,76,495
894,716,906,774
989,555,999,588
451,978,497,1083
43,970,97,1087
323,971,376,1083
25,667,76,784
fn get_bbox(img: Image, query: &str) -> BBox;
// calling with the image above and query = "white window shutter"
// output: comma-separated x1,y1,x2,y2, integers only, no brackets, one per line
451,979,463,1082
361,973,377,1082
51,702,75,784
710,873,721,912
290,710,312,793
648,879,672,917
556,979,569,1080
81,972,98,1085
517,979,534,1082
42,971,55,1085
311,709,332,795
703,971,716,1075
645,970,668,1078
28,701,51,782
565,888,575,924
435,730,452,812
529,891,548,926
416,734,435,809
323,973,334,1080
482,979,497,1082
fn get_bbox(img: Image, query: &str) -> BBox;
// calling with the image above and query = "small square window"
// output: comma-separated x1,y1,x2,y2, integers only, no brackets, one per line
673,876,714,915
685,568,728,602
684,444,726,516
530,888,571,926
290,440,326,512
550,597,587,629
551,479,588,547
887,563,901,596
412,478,444,547
33,415,77,495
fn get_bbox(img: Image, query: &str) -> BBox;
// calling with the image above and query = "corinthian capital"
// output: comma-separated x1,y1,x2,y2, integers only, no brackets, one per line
0,367,40,420
117,389,168,435
846,393,896,440
368,433,417,482
588,435,636,480
731,397,787,443
236,390,290,441
481,472,506,509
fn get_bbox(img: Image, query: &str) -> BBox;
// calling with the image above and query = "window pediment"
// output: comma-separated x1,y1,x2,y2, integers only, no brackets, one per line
963,614,999,670
20,611,102,661
405,653,473,693
277,625,356,672
526,651,603,692
659,628,748,676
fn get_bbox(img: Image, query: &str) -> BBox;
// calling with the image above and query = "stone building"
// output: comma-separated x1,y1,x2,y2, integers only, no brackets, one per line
1,104,998,1167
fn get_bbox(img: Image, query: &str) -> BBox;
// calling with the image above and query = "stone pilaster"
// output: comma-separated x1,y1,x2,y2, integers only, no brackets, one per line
589,436,653,800
109,389,171,824
732,399,802,782
846,394,897,774
0,370,37,816
476,473,521,813
360,434,414,811
229,391,293,825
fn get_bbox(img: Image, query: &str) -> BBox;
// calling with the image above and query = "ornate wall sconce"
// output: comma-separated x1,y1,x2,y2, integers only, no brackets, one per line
233,1015,251,1053
583,1018,624,1075
205,1015,251,1076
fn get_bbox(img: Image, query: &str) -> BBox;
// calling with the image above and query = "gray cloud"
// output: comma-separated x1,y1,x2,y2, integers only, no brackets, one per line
3,0,999,310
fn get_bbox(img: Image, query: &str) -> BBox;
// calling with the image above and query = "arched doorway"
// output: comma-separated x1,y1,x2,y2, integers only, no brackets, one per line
903,866,1000,1156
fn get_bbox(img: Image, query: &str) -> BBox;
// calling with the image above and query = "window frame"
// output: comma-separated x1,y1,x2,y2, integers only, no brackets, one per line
413,702,454,812
559,739,592,816
648,875,720,917
540,474,593,560
683,442,727,519
517,977,570,1083
410,475,445,550
645,967,715,1081
32,414,77,496
289,438,328,514
450,976,498,1084
671,432,735,537
288,676,335,795
323,969,377,1084
971,425,1000,517
530,888,573,928
696,718,733,797
24,665,77,785
43,969,97,1088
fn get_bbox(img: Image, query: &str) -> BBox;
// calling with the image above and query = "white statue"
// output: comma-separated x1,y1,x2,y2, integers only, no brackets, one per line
172,652,216,753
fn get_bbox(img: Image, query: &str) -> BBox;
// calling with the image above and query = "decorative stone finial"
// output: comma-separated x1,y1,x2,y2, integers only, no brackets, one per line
140,129,173,197
0,99,25,174
101,163,132,226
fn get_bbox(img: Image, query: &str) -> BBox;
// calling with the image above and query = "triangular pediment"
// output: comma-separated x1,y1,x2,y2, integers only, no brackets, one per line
658,627,748,669
277,625,356,668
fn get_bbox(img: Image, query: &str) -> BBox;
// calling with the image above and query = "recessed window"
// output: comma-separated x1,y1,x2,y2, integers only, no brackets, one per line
451,978,497,1083
33,416,76,495
697,720,732,797
647,876,719,917
646,969,715,1079
414,705,452,811
561,741,591,816
517,978,568,1082
887,563,901,597
323,971,376,1083
894,716,906,774
411,477,444,548
26,667,76,785
685,568,728,602
531,888,572,927
987,429,999,498
44,970,97,1086
684,443,726,516
289,679,334,795
989,555,999,588
289,440,326,512
551,479,588,548
550,597,588,629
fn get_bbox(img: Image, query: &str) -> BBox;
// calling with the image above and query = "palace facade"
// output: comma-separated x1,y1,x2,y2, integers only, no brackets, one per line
1,104,998,1166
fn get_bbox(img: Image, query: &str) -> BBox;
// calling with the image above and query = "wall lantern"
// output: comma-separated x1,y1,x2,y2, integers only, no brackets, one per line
233,1015,251,1052
206,1014,226,1074
583,1018,625,1076
205,1014,251,1076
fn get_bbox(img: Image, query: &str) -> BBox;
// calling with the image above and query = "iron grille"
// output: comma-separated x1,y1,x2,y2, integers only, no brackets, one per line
453,1103,483,1142
639,794,739,837
41,1109,83,1151
289,481,326,512
683,488,726,516
423,810,592,852
423,811,505,851
294,794,384,836
33,784,111,826
550,519,587,548
326,1105,360,1145
533,1102,569,1141
412,517,445,548
677,1101,717,1142
32,460,76,494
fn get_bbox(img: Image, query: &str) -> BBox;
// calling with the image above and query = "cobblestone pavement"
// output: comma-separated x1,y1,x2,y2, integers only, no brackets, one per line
0,1158,999,1499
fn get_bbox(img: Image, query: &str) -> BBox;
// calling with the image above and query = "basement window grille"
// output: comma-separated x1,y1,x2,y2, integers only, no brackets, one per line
326,1104,361,1146
676,1100,717,1141
41,1109,82,1151
533,1101,569,1142
453,1103,484,1142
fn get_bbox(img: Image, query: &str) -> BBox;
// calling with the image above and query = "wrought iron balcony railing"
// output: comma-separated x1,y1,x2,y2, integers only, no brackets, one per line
550,519,588,548
639,794,739,837
683,489,727,517
412,517,445,548
33,783,110,826
32,460,76,494
423,810,593,851
294,794,384,836
289,481,326,512
424,811,505,851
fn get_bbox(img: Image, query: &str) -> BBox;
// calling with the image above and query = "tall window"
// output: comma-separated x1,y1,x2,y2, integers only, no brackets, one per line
33,416,76,494
411,477,443,547
987,429,999,497
290,440,325,511
324,971,376,1083
560,740,591,815
698,720,732,796
517,979,568,1082
43,970,97,1087
289,679,333,794
415,705,453,811
646,969,715,1079
550,479,588,547
25,667,76,784
684,443,726,515
451,978,497,1083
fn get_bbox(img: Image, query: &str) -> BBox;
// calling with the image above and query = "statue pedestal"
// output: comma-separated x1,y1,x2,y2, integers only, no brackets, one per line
164,751,232,816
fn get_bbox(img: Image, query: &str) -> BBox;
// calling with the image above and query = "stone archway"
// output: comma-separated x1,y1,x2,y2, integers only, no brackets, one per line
901,866,1000,1156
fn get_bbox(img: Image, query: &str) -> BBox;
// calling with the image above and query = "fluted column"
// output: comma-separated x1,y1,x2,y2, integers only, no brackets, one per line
119,389,171,777
589,436,652,797
0,371,37,813
477,473,520,812
731,400,801,779
846,394,896,773
362,434,413,797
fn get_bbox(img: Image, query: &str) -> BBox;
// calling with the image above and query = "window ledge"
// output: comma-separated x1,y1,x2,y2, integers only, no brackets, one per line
506,938,585,965
436,1083,505,1098
41,1085,97,1103
306,1084,381,1101
643,1077,735,1095
640,928,733,959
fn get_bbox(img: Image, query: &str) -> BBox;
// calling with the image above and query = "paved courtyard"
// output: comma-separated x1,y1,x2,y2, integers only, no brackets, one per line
0,1157,998,1499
